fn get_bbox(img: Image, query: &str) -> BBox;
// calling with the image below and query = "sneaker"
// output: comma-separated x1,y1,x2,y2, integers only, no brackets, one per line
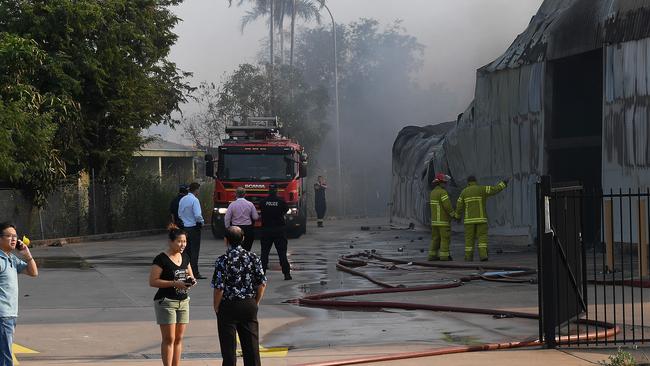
284,274,292,280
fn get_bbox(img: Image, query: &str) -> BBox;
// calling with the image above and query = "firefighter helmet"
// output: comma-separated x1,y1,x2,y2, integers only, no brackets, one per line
433,173,450,183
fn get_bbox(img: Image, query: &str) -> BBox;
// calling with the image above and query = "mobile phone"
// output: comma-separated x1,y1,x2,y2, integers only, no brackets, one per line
16,240,25,250
184,277,196,286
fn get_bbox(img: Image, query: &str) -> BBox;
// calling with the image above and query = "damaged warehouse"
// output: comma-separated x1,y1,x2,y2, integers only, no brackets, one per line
391,0,650,238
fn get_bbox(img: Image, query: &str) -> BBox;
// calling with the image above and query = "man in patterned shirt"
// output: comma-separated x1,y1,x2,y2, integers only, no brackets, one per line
212,226,267,366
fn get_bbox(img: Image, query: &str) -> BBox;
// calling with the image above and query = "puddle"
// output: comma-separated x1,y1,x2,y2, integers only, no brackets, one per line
35,256,94,269
442,331,482,346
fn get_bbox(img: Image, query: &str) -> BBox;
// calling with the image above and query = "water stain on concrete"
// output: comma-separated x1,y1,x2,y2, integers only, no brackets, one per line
35,256,94,269
441,331,482,346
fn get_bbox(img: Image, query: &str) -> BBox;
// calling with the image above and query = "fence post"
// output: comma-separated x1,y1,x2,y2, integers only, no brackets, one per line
604,199,614,272
538,175,557,348
640,199,648,278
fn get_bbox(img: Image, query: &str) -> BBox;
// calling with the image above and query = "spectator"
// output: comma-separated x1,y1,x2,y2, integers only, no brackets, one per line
0,222,38,365
149,224,196,366
212,226,266,366
178,182,205,279
314,176,327,227
169,185,188,227
224,187,259,251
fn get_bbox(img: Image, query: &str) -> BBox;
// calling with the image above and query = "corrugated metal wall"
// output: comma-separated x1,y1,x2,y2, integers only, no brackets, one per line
603,37,650,189
444,63,545,234
391,1,650,239
391,64,545,235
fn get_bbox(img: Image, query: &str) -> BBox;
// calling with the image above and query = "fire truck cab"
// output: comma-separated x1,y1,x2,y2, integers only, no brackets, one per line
204,117,308,239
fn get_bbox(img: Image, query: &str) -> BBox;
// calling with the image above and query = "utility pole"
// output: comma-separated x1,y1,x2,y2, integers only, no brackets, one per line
322,3,343,217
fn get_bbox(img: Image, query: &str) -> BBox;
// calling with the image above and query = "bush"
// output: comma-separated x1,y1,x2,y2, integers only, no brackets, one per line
600,349,636,366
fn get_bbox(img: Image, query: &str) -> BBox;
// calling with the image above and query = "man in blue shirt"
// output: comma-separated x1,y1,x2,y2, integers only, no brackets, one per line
0,222,38,365
212,226,266,366
178,182,206,279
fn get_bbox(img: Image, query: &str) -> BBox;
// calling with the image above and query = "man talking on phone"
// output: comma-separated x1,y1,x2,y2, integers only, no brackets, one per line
0,222,38,365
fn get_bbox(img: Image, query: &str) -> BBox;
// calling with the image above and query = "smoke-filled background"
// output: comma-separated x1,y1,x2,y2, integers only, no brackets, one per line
151,0,544,217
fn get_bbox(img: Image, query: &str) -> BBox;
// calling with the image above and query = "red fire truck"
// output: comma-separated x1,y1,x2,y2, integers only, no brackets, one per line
204,117,308,238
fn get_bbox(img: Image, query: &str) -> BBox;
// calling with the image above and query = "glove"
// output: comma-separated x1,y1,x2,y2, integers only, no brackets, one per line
503,178,510,186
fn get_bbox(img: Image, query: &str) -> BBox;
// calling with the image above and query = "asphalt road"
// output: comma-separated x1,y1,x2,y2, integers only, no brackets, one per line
12,218,612,365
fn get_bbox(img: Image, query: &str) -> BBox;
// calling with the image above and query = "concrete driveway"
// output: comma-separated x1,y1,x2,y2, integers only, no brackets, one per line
13,218,615,365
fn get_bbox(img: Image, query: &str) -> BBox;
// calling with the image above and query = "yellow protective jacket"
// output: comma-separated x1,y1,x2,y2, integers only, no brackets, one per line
456,181,507,224
430,185,455,226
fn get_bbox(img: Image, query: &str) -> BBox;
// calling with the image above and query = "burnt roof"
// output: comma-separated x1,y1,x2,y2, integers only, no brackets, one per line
481,0,650,73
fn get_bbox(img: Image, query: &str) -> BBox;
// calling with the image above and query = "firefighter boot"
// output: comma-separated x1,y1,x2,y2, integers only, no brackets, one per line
428,226,440,261
438,226,452,261
477,223,489,261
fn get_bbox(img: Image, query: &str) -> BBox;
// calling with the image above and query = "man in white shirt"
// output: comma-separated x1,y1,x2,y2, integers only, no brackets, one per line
224,187,259,251
178,182,206,279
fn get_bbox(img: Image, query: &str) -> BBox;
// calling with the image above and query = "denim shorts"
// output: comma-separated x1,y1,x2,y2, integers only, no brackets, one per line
154,298,190,325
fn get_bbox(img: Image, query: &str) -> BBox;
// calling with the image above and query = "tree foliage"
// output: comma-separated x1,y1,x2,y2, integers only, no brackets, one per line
294,18,458,215
182,82,225,150
0,33,77,206
214,63,329,152
0,0,193,185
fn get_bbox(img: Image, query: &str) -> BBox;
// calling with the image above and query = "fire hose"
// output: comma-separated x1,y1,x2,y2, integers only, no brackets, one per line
289,252,620,366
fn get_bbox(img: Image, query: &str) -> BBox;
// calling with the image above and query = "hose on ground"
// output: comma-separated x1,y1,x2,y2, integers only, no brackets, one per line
289,252,620,366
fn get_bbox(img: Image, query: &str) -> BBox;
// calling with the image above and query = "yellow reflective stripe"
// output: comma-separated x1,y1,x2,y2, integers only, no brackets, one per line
464,218,488,224
464,248,473,252
465,197,482,202
478,243,488,248
441,195,449,202
431,221,450,226
486,186,491,194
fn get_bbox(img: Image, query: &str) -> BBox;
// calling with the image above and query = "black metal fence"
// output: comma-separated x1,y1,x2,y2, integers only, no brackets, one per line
538,176,650,347
0,174,214,240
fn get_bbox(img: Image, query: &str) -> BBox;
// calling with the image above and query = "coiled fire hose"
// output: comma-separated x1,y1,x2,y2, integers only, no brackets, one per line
289,252,620,366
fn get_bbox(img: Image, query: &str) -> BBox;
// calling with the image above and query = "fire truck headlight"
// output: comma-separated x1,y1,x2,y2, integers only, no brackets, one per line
216,208,228,214
286,208,298,215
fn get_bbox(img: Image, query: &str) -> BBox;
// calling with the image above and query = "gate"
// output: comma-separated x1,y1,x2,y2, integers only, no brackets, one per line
537,176,650,347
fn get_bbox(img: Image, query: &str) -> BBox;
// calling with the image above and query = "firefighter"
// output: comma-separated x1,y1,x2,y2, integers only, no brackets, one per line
456,176,508,261
428,173,457,261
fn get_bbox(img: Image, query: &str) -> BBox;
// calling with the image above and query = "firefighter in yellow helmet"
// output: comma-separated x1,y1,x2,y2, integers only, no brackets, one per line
455,176,508,261
428,173,458,261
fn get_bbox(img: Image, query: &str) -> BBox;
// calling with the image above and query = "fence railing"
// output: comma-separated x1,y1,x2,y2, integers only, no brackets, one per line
0,174,214,240
538,176,650,347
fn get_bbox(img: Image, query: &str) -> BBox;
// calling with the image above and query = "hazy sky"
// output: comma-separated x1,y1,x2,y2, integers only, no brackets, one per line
156,0,544,142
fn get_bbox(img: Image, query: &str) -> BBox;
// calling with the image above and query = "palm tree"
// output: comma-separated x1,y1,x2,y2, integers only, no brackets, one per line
287,0,324,68
228,0,275,66
229,0,324,67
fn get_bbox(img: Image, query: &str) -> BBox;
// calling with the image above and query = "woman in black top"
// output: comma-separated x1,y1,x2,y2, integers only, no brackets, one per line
149,224,196,366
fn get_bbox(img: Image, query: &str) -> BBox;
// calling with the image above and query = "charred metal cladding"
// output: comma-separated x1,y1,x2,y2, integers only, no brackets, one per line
391,0,650,237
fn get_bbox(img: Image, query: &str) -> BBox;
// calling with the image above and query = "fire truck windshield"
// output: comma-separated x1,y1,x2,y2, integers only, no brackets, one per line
219,153,294,181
